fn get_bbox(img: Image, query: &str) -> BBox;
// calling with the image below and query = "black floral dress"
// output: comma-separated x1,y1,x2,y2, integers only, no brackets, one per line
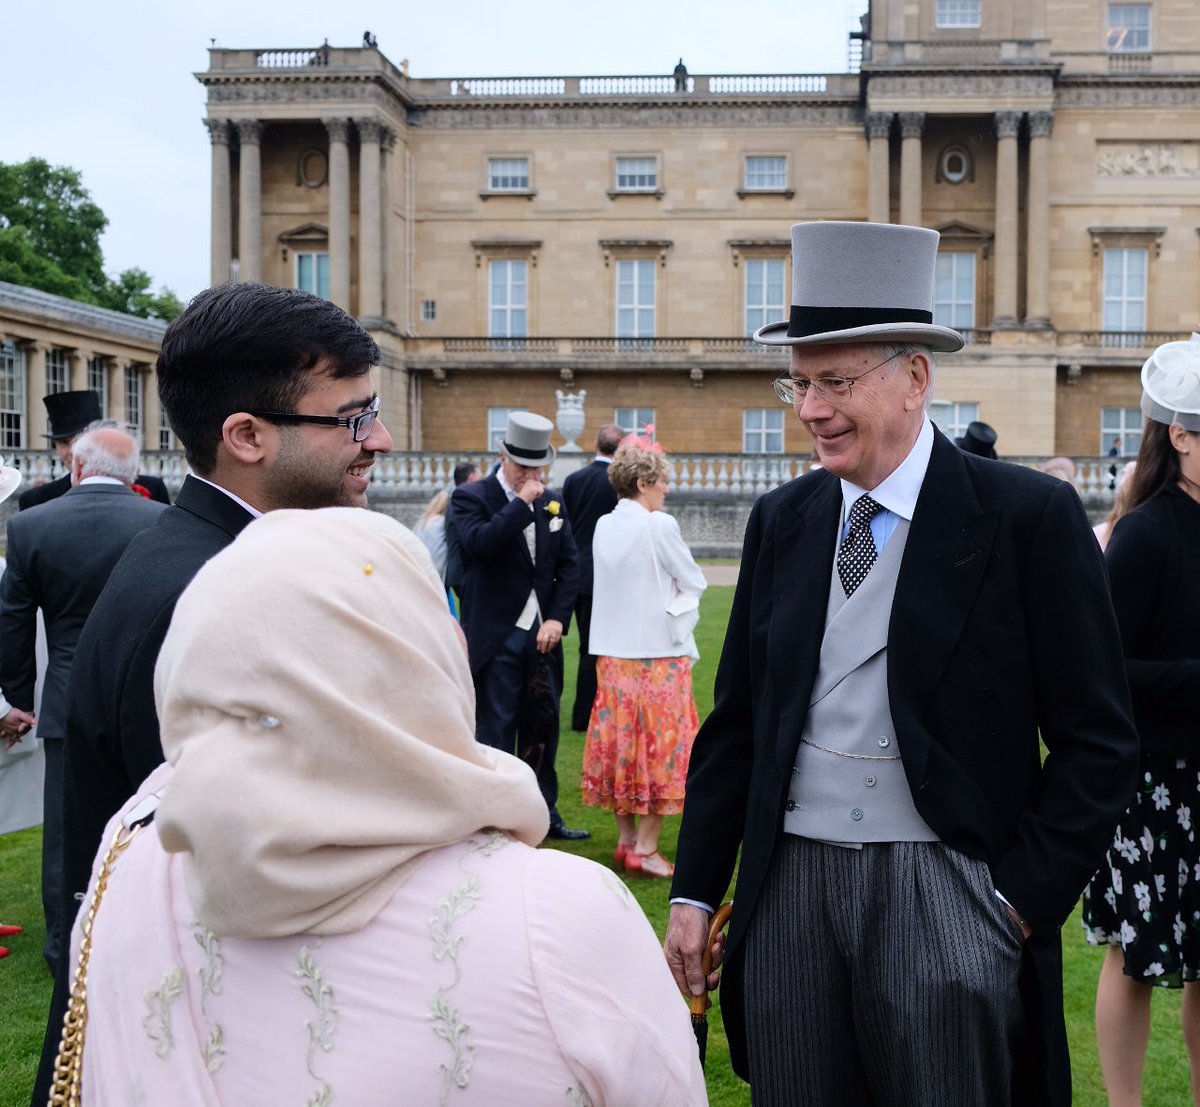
1082,486,1200,987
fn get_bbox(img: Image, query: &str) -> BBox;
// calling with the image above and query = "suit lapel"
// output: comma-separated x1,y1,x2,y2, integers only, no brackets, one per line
767,474,840,766
485,476,533,567
888,432,999,784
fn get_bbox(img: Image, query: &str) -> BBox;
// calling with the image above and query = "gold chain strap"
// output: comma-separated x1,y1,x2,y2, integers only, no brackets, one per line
48,821,147,1107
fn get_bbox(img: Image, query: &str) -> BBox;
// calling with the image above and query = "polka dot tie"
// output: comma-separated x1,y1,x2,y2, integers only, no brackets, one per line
837,494,885,596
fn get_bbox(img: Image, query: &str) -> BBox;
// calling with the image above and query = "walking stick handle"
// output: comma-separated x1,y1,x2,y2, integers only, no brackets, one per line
688,901,733,1017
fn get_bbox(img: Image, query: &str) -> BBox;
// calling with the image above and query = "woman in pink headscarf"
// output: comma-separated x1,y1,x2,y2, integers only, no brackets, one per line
63,508,706,1105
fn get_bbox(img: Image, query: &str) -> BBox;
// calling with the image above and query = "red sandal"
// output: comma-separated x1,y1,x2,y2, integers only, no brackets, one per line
624,850,675,878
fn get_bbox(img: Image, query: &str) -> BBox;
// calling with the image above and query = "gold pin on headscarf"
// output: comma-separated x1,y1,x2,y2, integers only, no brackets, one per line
363,563,374,575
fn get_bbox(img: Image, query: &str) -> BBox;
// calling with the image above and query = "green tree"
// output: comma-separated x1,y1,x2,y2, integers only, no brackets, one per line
0,157,182,321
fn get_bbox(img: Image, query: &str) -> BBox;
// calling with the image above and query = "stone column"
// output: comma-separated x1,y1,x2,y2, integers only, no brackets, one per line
205,119,233,286
107,360,126,427
380,126,398,327
143,366,161,452
25,343,47,441
992,111,1022,327
355,118,384,323
865,112,893,224
325,118,352,309
236,120,263,283
68,348,89,392
1025,111,1054,328
898,112,925,227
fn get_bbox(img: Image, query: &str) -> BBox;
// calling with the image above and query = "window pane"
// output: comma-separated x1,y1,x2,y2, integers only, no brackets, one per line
936,0,981,26
744,156,787,190
933,254,975,330
0,340,25,449
1108,4,1150,50
1102,247,1148,333
488,158,529,190
489,260,529,338
616,157,657,190
744,258,788,336
615,260,655,338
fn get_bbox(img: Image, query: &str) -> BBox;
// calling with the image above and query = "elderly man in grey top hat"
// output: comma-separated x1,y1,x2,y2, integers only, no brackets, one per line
448,411,587,840
664,221,1138,1106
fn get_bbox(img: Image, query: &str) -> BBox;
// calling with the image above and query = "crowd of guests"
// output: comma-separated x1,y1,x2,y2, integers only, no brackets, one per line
0,236,1197,1106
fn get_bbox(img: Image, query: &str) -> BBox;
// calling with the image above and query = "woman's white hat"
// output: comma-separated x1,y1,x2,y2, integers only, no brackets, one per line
754,221,966,353
0,465,21,504
1141,333,1200,431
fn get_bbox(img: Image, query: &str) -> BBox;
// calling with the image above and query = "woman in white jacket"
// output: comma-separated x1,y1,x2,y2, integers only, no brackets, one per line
582,443,707,878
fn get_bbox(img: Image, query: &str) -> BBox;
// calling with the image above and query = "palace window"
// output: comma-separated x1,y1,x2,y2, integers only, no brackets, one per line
936,0,981,27
1101,408,1143,457
615,157,658,192
159,423,175,451
421,300,436,321
46,348,69,394
744,258,788,336
0,341,26,449
615,407,656,442
1102,247,1147,333
934,253,976,330
87,357,109,417
125,366,143,433
930,401,980,441
743,408,785,454
743,156,788,192
487,407,523,452
487,157,529,192
615,259,656,342
295,252,330,300
1108,4,1150,51
489,259,528,339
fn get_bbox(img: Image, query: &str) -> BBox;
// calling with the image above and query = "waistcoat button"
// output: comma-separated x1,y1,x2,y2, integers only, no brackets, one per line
851,808,863,821
877,736,890,748
865,775,876,787
786,800,796,811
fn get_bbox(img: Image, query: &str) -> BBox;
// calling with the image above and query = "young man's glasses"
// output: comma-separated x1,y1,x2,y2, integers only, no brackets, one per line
248,396,381,443
771,352,903,405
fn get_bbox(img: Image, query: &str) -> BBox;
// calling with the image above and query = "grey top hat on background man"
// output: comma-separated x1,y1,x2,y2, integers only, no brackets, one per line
754,221,965,353
499,411,556,467
42,391,103,440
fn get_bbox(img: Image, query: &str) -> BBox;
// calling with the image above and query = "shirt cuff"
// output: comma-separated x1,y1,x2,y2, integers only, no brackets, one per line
670,896,715,914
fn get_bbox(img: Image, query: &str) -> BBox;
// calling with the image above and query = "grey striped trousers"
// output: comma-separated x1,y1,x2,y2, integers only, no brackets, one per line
743,835,1023,1107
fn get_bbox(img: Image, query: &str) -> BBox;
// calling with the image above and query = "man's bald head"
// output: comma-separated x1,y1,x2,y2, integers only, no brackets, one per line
70,426,141,486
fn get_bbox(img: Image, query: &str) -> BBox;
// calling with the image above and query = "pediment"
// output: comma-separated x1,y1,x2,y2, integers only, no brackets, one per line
278,223,329,245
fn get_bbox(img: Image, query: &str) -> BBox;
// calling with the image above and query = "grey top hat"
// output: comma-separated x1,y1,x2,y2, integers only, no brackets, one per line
754,221,966,353
498,411,556,467
1141,333,1200,432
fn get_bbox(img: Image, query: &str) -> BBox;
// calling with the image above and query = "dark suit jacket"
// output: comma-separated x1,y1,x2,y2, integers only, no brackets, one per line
32,476,256,1107
561,459,618,595
672,430,1139,1105
18,471,171,510
449,475,579,673
0,485,166,737
444,512,467,592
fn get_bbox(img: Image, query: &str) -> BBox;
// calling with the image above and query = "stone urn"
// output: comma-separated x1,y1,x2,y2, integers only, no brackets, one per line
555,388,587,452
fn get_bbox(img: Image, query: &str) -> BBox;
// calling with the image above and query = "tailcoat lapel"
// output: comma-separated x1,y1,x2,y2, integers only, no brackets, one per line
767,474,841,767
888,432,1000,787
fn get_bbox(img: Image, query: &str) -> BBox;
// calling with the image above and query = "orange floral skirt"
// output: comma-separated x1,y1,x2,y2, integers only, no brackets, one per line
580,656,699,816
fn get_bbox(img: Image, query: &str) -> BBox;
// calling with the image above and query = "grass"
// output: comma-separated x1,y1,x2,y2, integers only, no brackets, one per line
0,584,1191,1105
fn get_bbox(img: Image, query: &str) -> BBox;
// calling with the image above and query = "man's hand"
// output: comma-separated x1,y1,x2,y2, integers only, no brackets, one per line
536,618,563,653
516,478,545,505
0,707,36,749
665,903,723,997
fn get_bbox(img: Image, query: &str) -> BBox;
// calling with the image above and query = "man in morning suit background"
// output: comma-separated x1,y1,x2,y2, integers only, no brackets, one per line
561,422,621,731
18,390,170,509
449,410,588,840
0,425,164,974
32,282,393,1106
664,221,1139,1106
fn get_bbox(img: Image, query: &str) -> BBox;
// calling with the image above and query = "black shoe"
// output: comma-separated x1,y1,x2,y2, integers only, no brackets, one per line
547,821,591,841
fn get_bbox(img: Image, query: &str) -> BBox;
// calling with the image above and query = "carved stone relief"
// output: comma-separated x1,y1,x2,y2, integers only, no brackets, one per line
406,104,861,129
1097,142,1200,177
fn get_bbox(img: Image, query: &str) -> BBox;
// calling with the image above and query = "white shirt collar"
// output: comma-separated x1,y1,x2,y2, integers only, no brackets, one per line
595,455,614,464
839,418,934,523
190,473,264,518
495,463,517,502
78,475,124,486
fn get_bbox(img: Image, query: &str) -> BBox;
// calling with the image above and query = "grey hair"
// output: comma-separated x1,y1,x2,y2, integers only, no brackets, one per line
879,342,936,411
71,427,140,483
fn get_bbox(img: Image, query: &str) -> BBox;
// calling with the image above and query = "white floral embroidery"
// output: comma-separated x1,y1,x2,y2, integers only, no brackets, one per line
297,944,337,1104
1134,881,1151,918
600,867,633,906
1151,783,1171,810
566,1084,595,1106
468,830,510,859
202,1024,225,1072
143,967,185,1059
431,876,482,979
431,990,476,1098
1115,835,1141,864
192,924,226,1071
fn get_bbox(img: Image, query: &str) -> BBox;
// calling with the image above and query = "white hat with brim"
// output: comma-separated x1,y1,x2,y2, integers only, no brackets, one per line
497,411,556,467
0,466,21,504
1141,333,1200,432
754,221,966,354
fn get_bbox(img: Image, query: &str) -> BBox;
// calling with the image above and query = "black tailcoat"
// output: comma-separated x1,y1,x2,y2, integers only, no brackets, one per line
672,430,1139,1106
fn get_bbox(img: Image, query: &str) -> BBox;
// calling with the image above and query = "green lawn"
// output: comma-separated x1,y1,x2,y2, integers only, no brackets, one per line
0,585,1191,1105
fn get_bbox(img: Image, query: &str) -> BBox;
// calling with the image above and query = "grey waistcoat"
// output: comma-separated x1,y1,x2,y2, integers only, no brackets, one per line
783,517,939,845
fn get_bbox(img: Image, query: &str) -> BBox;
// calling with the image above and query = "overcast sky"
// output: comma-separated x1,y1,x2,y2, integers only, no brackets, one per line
6,0,859,301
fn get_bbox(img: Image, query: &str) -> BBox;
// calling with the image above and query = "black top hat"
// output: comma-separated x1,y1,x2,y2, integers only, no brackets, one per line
42,390,103,440
955,420,998,460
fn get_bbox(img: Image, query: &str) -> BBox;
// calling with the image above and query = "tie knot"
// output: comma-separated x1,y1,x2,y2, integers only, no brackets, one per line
849,494,883,529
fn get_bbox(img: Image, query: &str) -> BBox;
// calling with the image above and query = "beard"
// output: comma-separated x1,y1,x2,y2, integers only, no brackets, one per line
261,428,370,510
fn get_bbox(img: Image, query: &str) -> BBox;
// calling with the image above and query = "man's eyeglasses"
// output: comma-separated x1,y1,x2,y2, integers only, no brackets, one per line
248,396,381,443
772,351,903,405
